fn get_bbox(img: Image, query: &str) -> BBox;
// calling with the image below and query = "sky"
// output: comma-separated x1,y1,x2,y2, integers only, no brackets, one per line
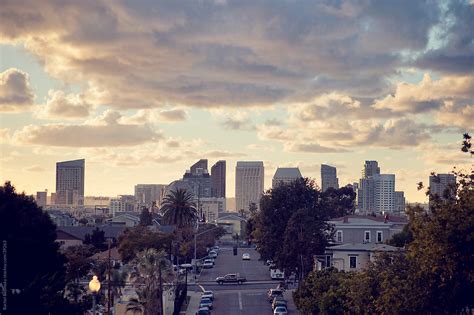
0,0,472,203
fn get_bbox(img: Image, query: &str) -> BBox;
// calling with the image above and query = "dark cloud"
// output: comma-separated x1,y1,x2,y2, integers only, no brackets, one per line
0,1,464,109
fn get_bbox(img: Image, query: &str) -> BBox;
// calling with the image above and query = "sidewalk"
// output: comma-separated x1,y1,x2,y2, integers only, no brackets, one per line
185,290,203,315
283,289,298,314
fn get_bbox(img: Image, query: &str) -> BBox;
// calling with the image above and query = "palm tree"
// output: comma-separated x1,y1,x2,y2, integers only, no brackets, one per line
160,189,197,228
127,249,173,315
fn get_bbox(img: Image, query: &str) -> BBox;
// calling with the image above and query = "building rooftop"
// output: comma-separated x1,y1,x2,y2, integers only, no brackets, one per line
326,243,401,252
273,167,302,178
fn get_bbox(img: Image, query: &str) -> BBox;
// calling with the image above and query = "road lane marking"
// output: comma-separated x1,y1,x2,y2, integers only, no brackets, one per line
238,291,243,310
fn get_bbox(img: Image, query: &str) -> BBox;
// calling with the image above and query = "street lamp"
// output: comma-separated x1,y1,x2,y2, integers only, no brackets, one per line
89,275,101,315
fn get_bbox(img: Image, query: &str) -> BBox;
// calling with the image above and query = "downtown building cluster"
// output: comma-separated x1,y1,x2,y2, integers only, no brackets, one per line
36,158,457,227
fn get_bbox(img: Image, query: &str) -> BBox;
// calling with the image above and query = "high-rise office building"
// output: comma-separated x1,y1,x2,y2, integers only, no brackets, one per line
36,191,47,208
236,161,264,212
183,159,212,198
357,161,402,214
55,159,85,206
201,197,226,222
135,184,167,208
394,191,406,215
362,161,380,178
373,174,395,214
211,160,226,198
272,167,302,188
429,173,456,208
321,164,339,191
109,195,137,216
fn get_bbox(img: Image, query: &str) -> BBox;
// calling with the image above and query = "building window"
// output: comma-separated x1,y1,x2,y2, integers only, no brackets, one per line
364,231,371,243
336,230,343,243
376,231,383,243
325,255,331,268
349,256,357,269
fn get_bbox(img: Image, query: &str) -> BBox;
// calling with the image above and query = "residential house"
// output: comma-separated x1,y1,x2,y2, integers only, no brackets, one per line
56,226,127,249
216,212,247,239
322,243,402,271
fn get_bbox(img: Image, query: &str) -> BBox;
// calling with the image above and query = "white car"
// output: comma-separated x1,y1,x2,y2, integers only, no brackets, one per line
201,290,214,301
274,306,288,315
202,261,213,269
242,253,251,260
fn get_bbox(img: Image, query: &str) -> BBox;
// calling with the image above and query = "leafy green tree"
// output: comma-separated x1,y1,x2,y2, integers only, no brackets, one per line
293,268,353,314
253,178,320,262
0,181,76,314
387,223,413,247
320,186,356,218
118,225,174,263
139,207,153,226
281,207,331,278
84,227,106,250
160,189,197,228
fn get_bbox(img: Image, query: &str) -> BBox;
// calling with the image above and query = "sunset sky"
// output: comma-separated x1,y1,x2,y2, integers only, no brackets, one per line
0,0,472,203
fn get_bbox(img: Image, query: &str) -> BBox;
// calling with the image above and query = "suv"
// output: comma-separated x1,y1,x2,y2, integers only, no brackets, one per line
215,273,247,284
267,289,284,302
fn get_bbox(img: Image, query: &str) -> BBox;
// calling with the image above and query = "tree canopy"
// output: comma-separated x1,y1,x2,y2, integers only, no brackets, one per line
0,181,75,314
250,178,355,278
160,189,197,228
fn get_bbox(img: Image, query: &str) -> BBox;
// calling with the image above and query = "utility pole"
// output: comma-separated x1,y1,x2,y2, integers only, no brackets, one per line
107,239,112,314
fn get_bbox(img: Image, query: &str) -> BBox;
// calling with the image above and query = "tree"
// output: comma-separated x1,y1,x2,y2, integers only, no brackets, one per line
160,189,197,228
320,186,356,218
127,249,173,315
118,226,174,263
280,207,331,278
84,227,106,250
139,207,153,226
387,223,413,247
0,181,76,314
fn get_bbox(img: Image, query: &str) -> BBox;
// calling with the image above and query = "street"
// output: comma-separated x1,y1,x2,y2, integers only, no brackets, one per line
193,247,298,315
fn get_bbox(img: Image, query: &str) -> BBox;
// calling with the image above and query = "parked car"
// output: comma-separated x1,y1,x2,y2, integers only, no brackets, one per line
201,290,214,301
196,306,210,315
196,307,210,315
199,297,213,310
242,253,250,260
215,273,247,284
274,306,288,315
201,256,215,264
203,261,213,269
209,251,218,258
267,289,284,302
272,297,287,310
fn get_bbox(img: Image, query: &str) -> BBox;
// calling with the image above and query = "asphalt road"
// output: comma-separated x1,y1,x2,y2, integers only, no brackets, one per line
194,247,298,315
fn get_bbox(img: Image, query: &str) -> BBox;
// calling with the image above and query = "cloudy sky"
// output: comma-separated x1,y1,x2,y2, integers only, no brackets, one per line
0,0,472,203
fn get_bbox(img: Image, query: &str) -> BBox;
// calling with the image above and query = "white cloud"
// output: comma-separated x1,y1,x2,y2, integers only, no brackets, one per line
373,74,474,113
0,68,34,112
13,111,163,147
36,90,93,119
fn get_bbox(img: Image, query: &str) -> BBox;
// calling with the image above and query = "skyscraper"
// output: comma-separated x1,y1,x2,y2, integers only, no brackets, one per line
394,191,406,215
235,161,264,212
134,184,167,208
362,161,380,178
373,174,395,214
429,173,456,209
321,164,339,191
211,160,226,198
36,191,47,208
55,159,85,206
183,159,212,197
272,167,302,188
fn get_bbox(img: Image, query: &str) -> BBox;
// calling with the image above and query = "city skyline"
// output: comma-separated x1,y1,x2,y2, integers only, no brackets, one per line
0,1,472,203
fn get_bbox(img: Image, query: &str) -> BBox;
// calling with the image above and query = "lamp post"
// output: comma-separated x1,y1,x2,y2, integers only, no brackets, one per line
89,275,101,315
